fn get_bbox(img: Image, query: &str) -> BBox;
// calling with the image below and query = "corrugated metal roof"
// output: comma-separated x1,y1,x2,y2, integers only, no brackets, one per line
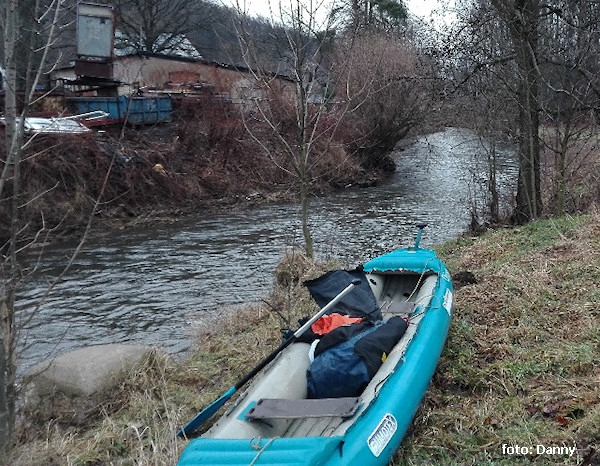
1,112,109,134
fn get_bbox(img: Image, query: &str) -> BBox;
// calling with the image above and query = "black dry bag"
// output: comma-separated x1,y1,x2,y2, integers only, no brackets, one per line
306,317,408,399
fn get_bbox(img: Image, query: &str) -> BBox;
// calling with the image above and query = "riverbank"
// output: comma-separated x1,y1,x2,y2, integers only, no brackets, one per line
9,213,599,465
0,118,392,246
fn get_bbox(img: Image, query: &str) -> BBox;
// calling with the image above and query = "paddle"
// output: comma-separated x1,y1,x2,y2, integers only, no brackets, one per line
177,278,361,438
414,223,428,249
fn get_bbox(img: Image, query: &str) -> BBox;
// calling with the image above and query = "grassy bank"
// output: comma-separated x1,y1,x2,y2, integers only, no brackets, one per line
11,215,600,465
396,214,600,465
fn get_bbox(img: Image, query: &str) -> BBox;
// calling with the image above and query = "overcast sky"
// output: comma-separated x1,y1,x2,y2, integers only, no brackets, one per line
407,0,440,17
224,0,445,20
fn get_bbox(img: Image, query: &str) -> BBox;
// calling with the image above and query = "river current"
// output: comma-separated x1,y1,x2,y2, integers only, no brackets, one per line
16,128,517,371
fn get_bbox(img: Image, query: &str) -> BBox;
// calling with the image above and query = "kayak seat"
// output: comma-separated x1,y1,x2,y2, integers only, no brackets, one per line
245,397,360,420
385,301,417,315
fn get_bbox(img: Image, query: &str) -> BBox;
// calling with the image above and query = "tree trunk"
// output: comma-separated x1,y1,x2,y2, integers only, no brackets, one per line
488,139,500,222
300,176,314,259
556,142,567,217
1,0,21,458
514,1,542,223
492,0,543,223
0,333,8,464
514,52,542,223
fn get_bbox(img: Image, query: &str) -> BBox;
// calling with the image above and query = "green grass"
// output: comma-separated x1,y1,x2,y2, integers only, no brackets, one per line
394,213,600,465
10,216,600,465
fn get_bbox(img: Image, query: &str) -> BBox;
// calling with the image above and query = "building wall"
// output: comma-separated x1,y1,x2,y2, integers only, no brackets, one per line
53,54,294,103
113,55,289,101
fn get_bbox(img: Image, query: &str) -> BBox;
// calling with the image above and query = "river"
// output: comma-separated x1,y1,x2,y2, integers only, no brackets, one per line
16,128,517,372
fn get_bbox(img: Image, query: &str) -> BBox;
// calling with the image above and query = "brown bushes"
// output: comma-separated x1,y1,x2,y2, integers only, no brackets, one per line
0,98,380,245
540,133,600,215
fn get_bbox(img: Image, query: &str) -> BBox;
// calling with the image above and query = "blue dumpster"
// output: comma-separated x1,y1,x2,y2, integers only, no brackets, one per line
67,96,172,124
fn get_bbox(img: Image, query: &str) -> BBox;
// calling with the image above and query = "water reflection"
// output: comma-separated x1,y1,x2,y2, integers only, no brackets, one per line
17,128,517,372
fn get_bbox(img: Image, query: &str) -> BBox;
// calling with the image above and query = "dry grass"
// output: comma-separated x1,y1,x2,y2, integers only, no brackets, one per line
10,250,334,465
12,352,185,465
10,217,600,465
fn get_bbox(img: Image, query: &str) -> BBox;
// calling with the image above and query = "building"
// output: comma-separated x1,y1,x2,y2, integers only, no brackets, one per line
53,51,293,104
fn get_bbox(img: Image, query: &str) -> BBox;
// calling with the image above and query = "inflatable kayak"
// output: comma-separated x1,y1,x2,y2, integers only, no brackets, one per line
178,226,453,465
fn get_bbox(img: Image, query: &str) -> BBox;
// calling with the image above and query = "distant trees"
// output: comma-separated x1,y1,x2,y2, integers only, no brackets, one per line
347,0,408,32
445,0,600,222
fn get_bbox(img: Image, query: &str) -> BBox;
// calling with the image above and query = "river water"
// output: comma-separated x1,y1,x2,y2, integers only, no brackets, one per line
16,128,517,372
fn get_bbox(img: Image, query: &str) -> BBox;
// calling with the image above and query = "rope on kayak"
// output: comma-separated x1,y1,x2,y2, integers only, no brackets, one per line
405,257,437,304
249,437,280,465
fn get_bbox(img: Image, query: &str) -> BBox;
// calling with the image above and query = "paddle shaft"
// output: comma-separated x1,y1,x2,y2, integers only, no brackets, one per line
178,278,360,437
234,278,361,390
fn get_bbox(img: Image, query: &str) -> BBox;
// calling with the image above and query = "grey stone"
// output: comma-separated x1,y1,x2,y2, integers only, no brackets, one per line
26,343,155,398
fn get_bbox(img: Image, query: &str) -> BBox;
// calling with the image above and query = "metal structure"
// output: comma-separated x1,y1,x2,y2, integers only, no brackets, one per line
76,2,115,79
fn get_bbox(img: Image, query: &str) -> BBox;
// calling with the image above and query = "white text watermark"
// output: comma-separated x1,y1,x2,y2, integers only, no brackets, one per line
501,444,577,458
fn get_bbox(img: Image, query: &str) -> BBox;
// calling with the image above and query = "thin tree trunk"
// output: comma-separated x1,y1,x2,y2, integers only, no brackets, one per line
0,0,19,458
554,122,571,217
556,144,567,216
0,333,8,464
300,177,314,259
488,140,499,222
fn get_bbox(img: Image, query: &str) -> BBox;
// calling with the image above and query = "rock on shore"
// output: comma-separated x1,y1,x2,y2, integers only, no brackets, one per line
26,344,155,397
24,344,156,424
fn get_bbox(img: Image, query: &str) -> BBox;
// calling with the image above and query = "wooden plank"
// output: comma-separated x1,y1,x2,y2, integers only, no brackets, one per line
246,397,360,420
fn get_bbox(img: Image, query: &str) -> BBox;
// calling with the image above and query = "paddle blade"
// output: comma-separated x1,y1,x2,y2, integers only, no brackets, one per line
177,386,236,438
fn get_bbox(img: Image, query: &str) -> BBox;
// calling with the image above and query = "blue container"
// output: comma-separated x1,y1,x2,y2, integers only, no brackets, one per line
67,95,172,124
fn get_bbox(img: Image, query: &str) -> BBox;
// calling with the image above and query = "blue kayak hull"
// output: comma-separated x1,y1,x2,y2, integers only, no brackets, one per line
178,247,453,465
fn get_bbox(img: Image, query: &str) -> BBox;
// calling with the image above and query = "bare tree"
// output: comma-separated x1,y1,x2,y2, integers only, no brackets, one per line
436,0,540,223
1,0,36,455
448,0,600,221
484,0,544,223
1,0,62,455
231,0,349,259
97,0,214,55
230,1,421,258
536,2,600,215
440,2,517,224
0,0,101,459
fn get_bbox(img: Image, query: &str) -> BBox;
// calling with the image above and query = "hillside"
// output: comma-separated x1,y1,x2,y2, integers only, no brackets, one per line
10,214,600,465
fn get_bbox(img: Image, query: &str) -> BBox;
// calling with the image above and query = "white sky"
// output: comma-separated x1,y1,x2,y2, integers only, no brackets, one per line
407,0,440,17
224,0,445,20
